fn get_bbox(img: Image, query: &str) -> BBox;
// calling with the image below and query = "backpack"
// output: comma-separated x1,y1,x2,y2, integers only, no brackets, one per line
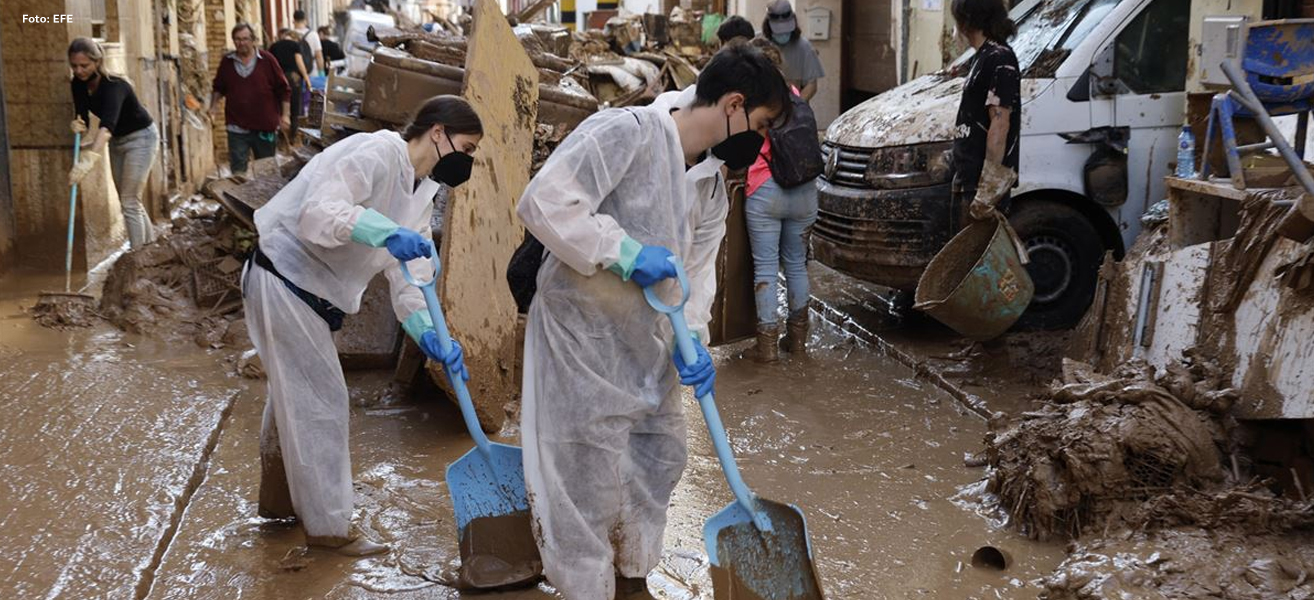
768,93,824,188
298,31,315,72
506,233,546,314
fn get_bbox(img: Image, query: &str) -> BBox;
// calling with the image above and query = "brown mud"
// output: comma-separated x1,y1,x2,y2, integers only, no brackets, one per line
708,500,824,600
457,511,543,590
3,266,1071,598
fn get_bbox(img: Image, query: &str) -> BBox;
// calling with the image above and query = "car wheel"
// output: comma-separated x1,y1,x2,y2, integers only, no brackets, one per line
1008,199,1105,330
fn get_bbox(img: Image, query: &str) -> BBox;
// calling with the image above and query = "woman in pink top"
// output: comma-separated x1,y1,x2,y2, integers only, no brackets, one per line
744,38,817,363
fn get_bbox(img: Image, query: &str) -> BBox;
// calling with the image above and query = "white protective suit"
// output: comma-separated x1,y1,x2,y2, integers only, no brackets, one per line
244,129,440,540
517,87,729,599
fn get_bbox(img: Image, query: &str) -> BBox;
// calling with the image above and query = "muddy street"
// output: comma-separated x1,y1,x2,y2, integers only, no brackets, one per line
0,271,1065,599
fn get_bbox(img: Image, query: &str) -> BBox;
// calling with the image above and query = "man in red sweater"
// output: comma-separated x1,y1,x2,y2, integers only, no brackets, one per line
210,23,291,175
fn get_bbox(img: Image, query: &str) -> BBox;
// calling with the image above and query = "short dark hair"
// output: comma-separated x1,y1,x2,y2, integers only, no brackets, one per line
716,16,755,44
693,42,791,122
950,0,1016,43
317,25,332,37
294,9,306,21
402,95,484,141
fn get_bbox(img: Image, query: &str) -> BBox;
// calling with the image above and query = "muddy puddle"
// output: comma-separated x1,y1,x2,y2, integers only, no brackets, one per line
2,269,1066,599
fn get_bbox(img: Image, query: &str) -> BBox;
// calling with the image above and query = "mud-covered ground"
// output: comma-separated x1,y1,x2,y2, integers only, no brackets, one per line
1,268,1071,599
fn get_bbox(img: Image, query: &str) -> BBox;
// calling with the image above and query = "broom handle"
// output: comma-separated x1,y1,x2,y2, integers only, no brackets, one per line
66,132,82,293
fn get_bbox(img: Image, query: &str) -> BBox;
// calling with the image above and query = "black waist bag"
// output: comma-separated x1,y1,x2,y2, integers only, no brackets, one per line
507,233,546,314
247,246,346,331
768,94,824,188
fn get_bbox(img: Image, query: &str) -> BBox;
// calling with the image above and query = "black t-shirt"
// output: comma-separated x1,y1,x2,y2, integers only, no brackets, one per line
268,40,302,75
71,75,153,138
952,40,1021,189
322,39,345,62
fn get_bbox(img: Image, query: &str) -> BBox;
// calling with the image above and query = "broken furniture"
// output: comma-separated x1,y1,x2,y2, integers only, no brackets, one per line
1201,20,1314,193
361,46,597,130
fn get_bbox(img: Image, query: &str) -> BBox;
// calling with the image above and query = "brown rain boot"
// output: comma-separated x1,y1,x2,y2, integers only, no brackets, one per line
780,309,810,356
614,575,656,600
752,323,780,363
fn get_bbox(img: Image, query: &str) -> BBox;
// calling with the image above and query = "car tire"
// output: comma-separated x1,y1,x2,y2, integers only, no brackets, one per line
1008,199,1104,330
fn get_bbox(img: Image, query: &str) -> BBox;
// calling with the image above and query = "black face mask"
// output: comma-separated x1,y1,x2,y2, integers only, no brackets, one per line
431,131,474,187
710,110,764,170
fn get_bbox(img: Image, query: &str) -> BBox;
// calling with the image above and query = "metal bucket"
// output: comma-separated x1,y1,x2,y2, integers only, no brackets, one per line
914,217,1034,341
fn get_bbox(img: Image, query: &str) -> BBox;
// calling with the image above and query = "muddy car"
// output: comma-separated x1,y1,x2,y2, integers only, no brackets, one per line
814,0,1190,328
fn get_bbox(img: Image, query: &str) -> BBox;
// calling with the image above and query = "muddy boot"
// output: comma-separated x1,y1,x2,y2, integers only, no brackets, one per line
614,576,656,600
258,422,296,520
780,309,810,356
752,323,780,363
306,524,390,557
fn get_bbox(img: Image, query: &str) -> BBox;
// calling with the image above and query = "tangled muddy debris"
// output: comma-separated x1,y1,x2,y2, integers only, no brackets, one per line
977,349,1314,597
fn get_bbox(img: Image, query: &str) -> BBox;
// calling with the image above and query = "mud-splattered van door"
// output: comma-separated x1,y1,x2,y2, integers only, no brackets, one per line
1103,0,1190,237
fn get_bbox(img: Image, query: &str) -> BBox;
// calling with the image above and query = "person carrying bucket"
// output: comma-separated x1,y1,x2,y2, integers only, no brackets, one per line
950,0,1020,224
912,0,1033,341
242,95,480,555
515,44,790,600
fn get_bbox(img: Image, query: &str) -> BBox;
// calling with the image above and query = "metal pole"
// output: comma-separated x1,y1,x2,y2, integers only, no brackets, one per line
1221,60,1314,198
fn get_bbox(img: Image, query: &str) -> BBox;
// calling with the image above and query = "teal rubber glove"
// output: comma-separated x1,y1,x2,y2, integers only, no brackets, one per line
419,331,469,381
674,337,715,398
385,228,431,261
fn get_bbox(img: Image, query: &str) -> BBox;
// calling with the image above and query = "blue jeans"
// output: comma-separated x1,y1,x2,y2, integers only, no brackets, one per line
227,130,276,175
746,177,818,325
108,123,159,249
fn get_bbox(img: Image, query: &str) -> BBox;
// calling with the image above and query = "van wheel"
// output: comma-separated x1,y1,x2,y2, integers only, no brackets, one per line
1008,200,1103,330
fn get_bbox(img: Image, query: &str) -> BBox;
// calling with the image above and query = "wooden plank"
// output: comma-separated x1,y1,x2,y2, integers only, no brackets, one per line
432,0,539,433
320,111,383,132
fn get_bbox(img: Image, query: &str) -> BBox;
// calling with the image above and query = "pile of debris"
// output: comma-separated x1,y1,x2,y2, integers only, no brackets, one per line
984,355,1238,541
97,203,251,348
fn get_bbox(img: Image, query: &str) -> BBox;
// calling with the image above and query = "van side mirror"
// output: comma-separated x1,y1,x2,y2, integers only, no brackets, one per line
1089,43,1125,98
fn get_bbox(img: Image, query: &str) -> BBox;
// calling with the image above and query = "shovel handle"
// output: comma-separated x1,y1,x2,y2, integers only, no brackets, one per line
399,241,494,457
643,257,773,533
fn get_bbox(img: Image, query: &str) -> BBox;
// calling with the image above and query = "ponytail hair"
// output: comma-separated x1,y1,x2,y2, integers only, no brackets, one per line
402,95,483,141
68,37,124,83
950,0,1016,43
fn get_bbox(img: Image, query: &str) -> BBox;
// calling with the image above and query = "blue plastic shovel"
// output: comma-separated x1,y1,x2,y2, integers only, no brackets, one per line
399,244,542,590
643,257,824,600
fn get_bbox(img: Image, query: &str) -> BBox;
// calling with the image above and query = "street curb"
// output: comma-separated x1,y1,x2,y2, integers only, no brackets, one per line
810,298,994,421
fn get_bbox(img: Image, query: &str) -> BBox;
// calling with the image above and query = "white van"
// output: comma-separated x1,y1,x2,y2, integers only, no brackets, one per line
814,0,1191,328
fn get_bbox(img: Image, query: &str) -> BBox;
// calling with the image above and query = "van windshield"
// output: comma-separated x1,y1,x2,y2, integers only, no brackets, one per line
950,0,1129,77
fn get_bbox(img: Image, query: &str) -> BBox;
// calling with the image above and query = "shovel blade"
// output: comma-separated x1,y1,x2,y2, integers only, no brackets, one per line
705,499,824,600
446,442,542,590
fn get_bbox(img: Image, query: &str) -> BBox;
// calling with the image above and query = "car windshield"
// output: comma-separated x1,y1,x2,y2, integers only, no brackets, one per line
949,0,1129,76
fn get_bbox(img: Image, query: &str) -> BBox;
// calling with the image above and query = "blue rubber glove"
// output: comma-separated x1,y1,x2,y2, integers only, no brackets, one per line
630,245,678,287
419,331,469,382
673,338,715,398
385,228,431,261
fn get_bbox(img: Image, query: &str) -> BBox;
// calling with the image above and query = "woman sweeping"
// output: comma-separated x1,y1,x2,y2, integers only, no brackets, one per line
67,37,159,249
243,95,482,555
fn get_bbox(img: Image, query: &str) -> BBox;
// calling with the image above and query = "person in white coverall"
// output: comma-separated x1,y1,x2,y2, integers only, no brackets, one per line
243,95,482,556
516,43,791,600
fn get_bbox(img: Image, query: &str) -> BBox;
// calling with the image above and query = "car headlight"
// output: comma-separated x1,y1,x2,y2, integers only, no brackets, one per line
863,142,954,189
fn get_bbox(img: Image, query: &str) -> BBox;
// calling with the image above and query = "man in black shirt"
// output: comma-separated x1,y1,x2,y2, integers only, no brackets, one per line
318,26,346,71
268,29,310,144
950,0,1020,223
